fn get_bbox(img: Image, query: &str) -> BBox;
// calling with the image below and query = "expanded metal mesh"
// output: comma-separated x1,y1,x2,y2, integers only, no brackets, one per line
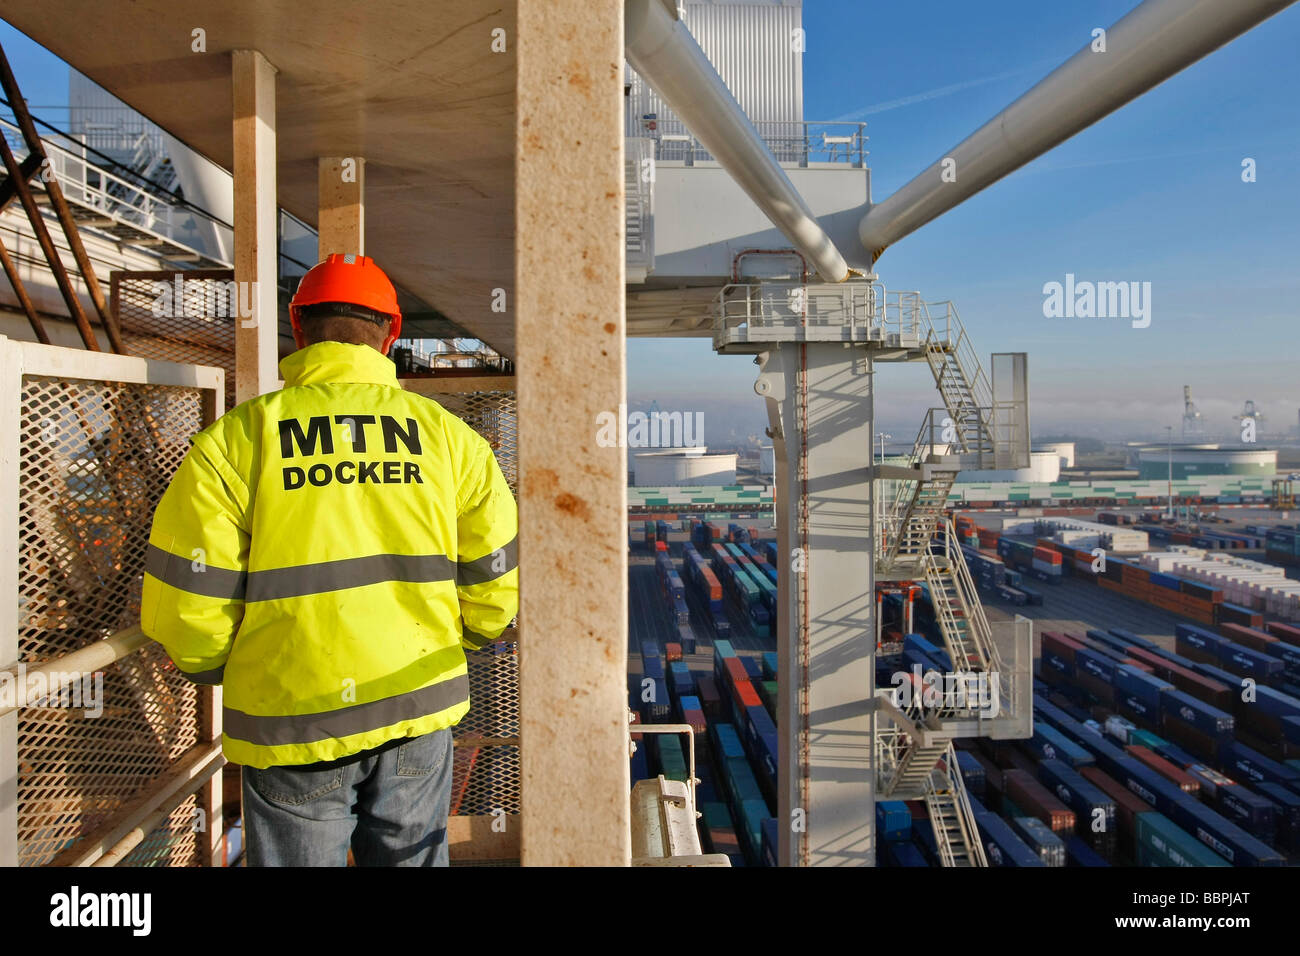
425,386,520,836
453,642,520,816
16,375,205,866
118,793,201,867
111,270,237,411
426,389,518,493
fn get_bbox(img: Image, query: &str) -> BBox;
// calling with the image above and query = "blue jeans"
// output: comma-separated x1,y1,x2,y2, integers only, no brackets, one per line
242,729,453,867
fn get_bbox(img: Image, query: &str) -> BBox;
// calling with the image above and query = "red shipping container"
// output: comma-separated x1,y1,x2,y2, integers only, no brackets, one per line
1125,744,1199,796
699,565,723,603
665,642,683,662
733,679,761,709
1218,622,1278,654
723,657,748,690
1080,765,1154,841
629,710,643,741
1265,621,1300,647
1002,768,1075,834
655,540,668,552
1041,631,1084,666
682,708,707,736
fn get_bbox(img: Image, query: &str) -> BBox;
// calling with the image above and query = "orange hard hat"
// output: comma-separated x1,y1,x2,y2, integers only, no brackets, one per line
289,254,403,352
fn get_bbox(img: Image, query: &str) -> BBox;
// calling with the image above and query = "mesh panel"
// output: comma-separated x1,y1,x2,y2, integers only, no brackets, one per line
425,390,518,493
454,642,519,815
112,270,237,411
16,375,205,866
118,793,201,867
423,386,520,829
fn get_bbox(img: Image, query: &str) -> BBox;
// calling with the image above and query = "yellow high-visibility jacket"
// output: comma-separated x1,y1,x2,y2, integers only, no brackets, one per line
141,341,519,769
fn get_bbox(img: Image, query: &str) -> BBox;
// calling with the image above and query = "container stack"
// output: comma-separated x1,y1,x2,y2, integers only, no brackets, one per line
1032,625,1300,864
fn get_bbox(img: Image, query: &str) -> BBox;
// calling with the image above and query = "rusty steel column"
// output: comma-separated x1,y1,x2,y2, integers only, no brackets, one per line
0,42,125,353
0,114,101,351
0,237,48,344
231,50,281,403
517,0,631,865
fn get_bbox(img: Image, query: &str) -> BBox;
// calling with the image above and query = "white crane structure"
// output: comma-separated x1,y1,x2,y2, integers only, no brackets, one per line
622,0,1296,866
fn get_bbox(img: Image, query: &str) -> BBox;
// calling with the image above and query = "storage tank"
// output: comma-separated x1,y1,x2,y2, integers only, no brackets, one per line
957,450,1061,484
1035,441,1075,469
1133,446,1276,479
634,447,738,486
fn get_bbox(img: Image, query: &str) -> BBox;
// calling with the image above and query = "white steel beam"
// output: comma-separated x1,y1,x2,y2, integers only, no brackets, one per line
859,0,1298,260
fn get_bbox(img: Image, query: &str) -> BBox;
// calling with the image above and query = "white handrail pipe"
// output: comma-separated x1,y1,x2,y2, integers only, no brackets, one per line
859,0,1297,260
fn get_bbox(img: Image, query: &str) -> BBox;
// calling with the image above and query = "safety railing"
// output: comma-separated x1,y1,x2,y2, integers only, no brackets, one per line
641,120,867,167
1,335,226,867
929,742,988,867
932,518,998,674
0,117,232,265
919,299,993,413
625,137,655,280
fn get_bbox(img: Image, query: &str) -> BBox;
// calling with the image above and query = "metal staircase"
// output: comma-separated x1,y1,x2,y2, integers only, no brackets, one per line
870,297,1032,863
923,744,987,867
876,717,986,866
878,300,997,576
922,300,994,453
923,522,996,672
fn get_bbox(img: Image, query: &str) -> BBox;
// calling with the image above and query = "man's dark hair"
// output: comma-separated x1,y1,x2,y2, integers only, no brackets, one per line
297,300,393,349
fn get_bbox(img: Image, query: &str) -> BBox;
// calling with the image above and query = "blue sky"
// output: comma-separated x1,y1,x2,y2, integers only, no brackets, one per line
629,0,1300,446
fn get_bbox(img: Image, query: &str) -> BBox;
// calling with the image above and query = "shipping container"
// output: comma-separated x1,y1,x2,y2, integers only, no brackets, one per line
1221,741,1300,789
1002,768,1075,834
1135,812,1230,867
1125,744,1200,796
1011,815,1066,867
1066,835,1111,867
967,795,1046,867
876,801,912,843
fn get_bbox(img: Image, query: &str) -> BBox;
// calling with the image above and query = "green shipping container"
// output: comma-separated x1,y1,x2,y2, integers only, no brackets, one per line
1135,813,1229,867
1127,729,1169,750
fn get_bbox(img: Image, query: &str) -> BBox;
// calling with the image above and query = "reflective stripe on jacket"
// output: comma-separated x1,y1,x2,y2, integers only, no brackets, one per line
141,341,519,768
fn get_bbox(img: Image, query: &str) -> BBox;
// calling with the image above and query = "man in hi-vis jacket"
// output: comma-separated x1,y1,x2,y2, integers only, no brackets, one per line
141,254,518,866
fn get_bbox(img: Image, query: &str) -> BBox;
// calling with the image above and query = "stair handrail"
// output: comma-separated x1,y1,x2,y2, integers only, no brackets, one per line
936,742,988,867
946,523,999,673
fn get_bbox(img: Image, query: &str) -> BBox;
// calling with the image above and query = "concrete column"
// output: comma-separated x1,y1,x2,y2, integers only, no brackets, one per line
318,157,365,257
231,49,280,404
516,0,629,865
760,343,876,866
